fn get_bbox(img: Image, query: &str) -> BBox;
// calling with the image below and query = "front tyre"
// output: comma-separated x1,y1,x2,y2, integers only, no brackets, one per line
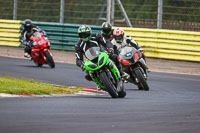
99,71,118,98
134,68,149,91
44,51,55,68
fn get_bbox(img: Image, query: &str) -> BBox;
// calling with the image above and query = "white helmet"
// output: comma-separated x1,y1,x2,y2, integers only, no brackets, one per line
113,28,124,43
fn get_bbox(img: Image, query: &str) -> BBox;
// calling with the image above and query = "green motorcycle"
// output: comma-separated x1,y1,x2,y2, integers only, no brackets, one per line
84,47,126,98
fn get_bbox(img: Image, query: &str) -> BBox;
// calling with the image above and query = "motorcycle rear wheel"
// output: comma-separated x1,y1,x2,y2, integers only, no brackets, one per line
44,51,55,68
134,69,149,91
99,71,118,98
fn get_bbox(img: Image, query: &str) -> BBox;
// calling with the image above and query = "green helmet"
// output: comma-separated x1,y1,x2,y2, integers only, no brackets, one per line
78,25,92,41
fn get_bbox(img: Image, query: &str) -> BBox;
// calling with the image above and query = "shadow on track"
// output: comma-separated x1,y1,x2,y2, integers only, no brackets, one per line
17,64,53,69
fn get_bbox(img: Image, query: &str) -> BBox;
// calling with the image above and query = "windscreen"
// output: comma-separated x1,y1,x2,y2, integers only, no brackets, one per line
119,47,136,60
33,32,42,40
85,47,100,60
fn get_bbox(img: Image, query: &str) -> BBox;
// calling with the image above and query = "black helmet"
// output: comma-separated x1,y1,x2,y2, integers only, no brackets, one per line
101,22,112,37
24,19,33,32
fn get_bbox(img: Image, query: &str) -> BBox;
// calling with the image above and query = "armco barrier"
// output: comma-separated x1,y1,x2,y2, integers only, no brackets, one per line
0,19,21,47
0,19,200,62
0,19,101,51
119,27,200,62
27,21,101,51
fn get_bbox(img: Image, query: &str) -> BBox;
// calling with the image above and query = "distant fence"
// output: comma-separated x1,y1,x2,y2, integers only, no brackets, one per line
0,19,200,62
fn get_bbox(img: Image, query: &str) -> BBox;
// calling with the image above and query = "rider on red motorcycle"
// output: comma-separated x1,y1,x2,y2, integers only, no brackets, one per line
21,19,48,59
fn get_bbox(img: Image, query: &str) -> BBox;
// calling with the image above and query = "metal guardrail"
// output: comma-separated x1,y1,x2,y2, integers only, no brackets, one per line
0,19,101,51
0,19,200,62
32,21,102,50
119,27,200,62
0,19,21,46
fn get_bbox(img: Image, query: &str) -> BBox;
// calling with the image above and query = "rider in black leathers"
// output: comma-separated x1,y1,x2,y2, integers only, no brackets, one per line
101,22,114,41
21,19,47,58
75,25,128,85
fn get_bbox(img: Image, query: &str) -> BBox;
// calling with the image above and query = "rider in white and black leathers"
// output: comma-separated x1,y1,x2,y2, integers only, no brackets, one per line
111,28,146,61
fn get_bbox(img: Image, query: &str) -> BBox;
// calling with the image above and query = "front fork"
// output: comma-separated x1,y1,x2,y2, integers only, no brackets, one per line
130,64,147,83
40,48,51,61
88,71,103,89
107,60,120,80
88,60,120,89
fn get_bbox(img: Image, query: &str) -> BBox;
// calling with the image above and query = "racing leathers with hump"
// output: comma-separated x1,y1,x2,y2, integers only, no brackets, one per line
75,25,128,89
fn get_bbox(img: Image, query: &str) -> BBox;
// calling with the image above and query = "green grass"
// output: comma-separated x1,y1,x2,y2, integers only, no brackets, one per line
0,77,83,95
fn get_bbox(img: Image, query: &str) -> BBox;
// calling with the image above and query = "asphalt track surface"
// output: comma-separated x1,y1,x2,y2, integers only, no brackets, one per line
0,56,200,133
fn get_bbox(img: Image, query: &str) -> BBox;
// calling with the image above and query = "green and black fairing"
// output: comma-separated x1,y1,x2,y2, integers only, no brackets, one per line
84,47,120,89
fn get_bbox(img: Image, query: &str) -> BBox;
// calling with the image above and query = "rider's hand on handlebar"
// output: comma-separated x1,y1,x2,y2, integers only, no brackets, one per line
126,39,131,44
139,48,144,53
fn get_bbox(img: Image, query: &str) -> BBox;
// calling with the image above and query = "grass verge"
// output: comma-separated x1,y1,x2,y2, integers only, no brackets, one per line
0,77,83,95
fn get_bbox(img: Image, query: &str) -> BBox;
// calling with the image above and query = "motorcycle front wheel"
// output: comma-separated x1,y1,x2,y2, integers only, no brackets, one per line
134,68,149,91
44,51,55,68
99,71,118,98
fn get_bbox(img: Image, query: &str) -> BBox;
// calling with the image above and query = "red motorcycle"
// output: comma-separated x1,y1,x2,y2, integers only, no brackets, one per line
29,31,55,68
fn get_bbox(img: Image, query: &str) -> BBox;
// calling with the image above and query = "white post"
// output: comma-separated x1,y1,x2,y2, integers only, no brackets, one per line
60,0,64,23
157,0,163,29
13,0,17,20
116,0,132,27
107,0,111,23
111,0,115,25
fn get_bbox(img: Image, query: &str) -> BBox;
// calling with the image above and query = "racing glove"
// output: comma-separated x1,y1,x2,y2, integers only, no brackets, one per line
126,38,131,44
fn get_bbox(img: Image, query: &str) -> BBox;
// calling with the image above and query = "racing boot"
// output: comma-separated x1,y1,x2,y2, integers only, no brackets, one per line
85,74,92,81
24,52,32,60
84,73,103,91
120,70,130,81
147,67,151,73
24,47,32,60
140,50,150,73
89,72,104,91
